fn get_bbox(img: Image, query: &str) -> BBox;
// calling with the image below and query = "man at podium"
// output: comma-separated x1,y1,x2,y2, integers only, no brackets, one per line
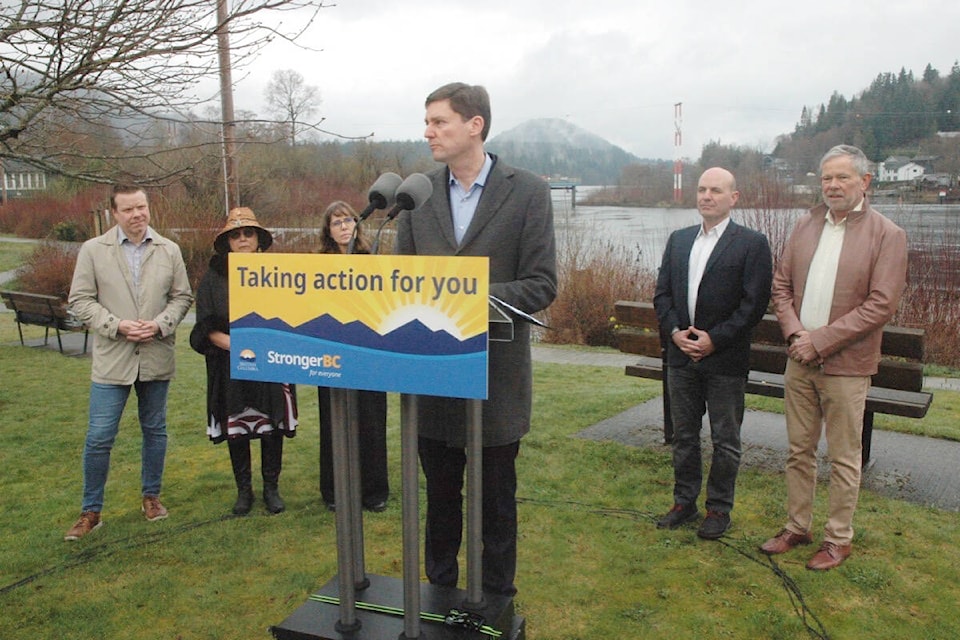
395,82,557,597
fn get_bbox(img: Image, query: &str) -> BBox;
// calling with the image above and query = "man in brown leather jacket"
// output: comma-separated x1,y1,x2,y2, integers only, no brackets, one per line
760,145,907,570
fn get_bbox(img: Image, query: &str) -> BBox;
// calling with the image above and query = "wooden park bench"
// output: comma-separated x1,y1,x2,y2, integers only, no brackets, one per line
613,300,933,466
1,290,88,355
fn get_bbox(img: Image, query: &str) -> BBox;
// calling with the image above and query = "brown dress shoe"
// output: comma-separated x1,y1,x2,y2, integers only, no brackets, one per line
760,528,813,555
142,495,169,521
806,541,851,571
64,511,102,541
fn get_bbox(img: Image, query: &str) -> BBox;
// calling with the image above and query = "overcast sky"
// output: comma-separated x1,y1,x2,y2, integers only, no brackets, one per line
228,0,960,160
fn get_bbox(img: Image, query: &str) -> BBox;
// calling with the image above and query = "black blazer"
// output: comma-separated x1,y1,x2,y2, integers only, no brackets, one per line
653,220,772,376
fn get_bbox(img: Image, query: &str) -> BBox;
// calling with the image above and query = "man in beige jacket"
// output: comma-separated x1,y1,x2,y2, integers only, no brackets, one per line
64,184,193,541
761,145,907,570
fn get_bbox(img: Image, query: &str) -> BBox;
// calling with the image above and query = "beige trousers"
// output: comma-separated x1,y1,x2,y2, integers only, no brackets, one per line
782,360,870,545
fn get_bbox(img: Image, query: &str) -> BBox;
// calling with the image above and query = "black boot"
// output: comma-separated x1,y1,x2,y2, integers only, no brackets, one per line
261,435,285,514
228,440,254,515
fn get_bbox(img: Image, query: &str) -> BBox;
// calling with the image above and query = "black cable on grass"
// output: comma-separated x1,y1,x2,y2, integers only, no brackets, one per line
517,496,830,640
0,514,236,596
4,498,831,640
717,536,830,640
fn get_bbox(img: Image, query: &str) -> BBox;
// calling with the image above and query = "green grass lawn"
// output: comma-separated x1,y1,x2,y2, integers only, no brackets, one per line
0,239,36,274
1,322,959,639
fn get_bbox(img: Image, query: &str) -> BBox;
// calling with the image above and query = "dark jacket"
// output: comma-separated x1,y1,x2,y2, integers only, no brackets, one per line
394,156,558,447
654,220,773,376
190,253,296,442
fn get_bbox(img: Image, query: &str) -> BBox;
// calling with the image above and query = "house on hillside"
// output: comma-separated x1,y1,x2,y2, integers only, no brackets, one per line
1,160,49,200
911,155,938,172
877,156,925,183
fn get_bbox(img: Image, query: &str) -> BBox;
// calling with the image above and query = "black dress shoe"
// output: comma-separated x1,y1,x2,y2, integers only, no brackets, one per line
697,511,731,540
324,502,336,512
657,503,700,529
363,500,387,513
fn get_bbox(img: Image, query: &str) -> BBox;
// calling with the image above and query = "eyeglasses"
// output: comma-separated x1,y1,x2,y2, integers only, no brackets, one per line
228,228,257,240
331,218,357,229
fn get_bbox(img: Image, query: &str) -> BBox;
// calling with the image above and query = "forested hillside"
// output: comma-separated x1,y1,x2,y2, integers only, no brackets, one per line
773,62,960,174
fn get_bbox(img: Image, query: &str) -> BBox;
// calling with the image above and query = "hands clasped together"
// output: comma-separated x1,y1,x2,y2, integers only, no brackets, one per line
787,330,822,367
672,327,716,363
118,319,161,343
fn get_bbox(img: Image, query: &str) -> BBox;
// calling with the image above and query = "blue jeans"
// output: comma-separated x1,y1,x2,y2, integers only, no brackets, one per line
82,380,170,513
667,363,745,514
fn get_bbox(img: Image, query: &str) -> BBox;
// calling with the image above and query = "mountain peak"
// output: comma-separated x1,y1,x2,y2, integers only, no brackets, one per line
492,118,614,150
487,118,640,184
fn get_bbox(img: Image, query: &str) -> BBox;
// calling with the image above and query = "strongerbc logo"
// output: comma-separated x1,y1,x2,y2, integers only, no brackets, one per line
237,348,258,372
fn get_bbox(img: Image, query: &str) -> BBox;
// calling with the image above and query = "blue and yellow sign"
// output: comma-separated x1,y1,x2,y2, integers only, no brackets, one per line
228,253,489,399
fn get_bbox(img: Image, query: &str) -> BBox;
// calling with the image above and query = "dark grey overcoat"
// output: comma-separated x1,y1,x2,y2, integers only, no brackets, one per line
395,155,557,447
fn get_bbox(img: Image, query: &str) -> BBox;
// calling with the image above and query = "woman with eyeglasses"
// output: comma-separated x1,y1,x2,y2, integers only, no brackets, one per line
316,201,390,512
190,208,298,515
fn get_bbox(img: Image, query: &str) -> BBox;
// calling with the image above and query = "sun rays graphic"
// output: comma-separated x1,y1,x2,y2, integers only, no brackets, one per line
229,253,489,340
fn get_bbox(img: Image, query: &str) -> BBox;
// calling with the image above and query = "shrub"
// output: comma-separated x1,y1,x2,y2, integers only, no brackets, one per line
14,242,80,299
0,190,101,239
543,234,655,347
896,242,960,368
50,220,84,242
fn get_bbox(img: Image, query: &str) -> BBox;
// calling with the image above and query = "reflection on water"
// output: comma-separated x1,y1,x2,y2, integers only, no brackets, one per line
552,194,960,273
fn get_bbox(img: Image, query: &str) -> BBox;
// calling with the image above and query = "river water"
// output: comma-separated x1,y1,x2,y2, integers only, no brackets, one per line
551,190,960,273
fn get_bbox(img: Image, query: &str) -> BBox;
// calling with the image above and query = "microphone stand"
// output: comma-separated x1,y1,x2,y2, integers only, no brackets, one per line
346,225,360,255
369,216,393,255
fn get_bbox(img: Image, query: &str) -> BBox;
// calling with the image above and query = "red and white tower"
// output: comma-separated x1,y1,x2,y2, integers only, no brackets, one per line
673,102,683,204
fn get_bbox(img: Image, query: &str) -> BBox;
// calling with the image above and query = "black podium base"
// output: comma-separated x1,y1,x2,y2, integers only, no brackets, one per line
270,573,524,640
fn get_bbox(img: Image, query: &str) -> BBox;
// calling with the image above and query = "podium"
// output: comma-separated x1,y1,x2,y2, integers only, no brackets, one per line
270,303,524,640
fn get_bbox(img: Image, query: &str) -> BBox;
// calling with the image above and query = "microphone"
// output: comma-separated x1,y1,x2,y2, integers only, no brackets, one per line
371,173,434,254
385,173,433,221
358,172,403,221
348,172,403,254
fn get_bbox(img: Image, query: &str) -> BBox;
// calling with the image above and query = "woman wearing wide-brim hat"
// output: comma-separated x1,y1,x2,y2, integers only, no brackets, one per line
190,207,298,515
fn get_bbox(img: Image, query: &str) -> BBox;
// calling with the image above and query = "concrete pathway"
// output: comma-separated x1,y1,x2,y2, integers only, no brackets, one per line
530,346,960,512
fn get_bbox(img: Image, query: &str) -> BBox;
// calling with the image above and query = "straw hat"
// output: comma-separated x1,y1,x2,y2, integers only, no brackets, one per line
214,207,273,254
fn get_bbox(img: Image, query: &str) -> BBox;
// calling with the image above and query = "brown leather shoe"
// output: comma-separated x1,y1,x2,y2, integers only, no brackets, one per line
806,541,851,571
760,528,813,555
142,495,168,521
64,511,102,541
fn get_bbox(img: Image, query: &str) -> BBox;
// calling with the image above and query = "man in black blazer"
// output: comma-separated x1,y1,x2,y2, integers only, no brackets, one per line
653,167,772,539
395,83,557,596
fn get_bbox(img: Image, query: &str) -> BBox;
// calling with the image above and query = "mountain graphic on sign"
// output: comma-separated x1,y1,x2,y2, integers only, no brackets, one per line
232,313,485,355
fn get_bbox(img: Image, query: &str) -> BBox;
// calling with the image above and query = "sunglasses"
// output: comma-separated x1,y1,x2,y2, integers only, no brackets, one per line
227,228,257,240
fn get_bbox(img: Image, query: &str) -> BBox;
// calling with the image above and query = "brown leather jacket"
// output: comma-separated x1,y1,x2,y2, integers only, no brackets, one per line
771,198,907,376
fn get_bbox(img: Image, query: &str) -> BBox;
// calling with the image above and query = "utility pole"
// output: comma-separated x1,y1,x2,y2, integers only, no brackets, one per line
673,102,683,204
216,0,239,213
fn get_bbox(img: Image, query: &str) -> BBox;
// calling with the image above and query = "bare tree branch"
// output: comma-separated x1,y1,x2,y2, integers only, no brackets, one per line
0,0,331,185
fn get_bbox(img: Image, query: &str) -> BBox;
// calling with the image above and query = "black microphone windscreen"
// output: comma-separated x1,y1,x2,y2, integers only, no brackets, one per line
367,172,403,209
395,173,433,211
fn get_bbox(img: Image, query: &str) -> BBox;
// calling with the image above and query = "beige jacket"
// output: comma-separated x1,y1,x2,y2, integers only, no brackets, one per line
69,227,193,384
771,199,907,376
